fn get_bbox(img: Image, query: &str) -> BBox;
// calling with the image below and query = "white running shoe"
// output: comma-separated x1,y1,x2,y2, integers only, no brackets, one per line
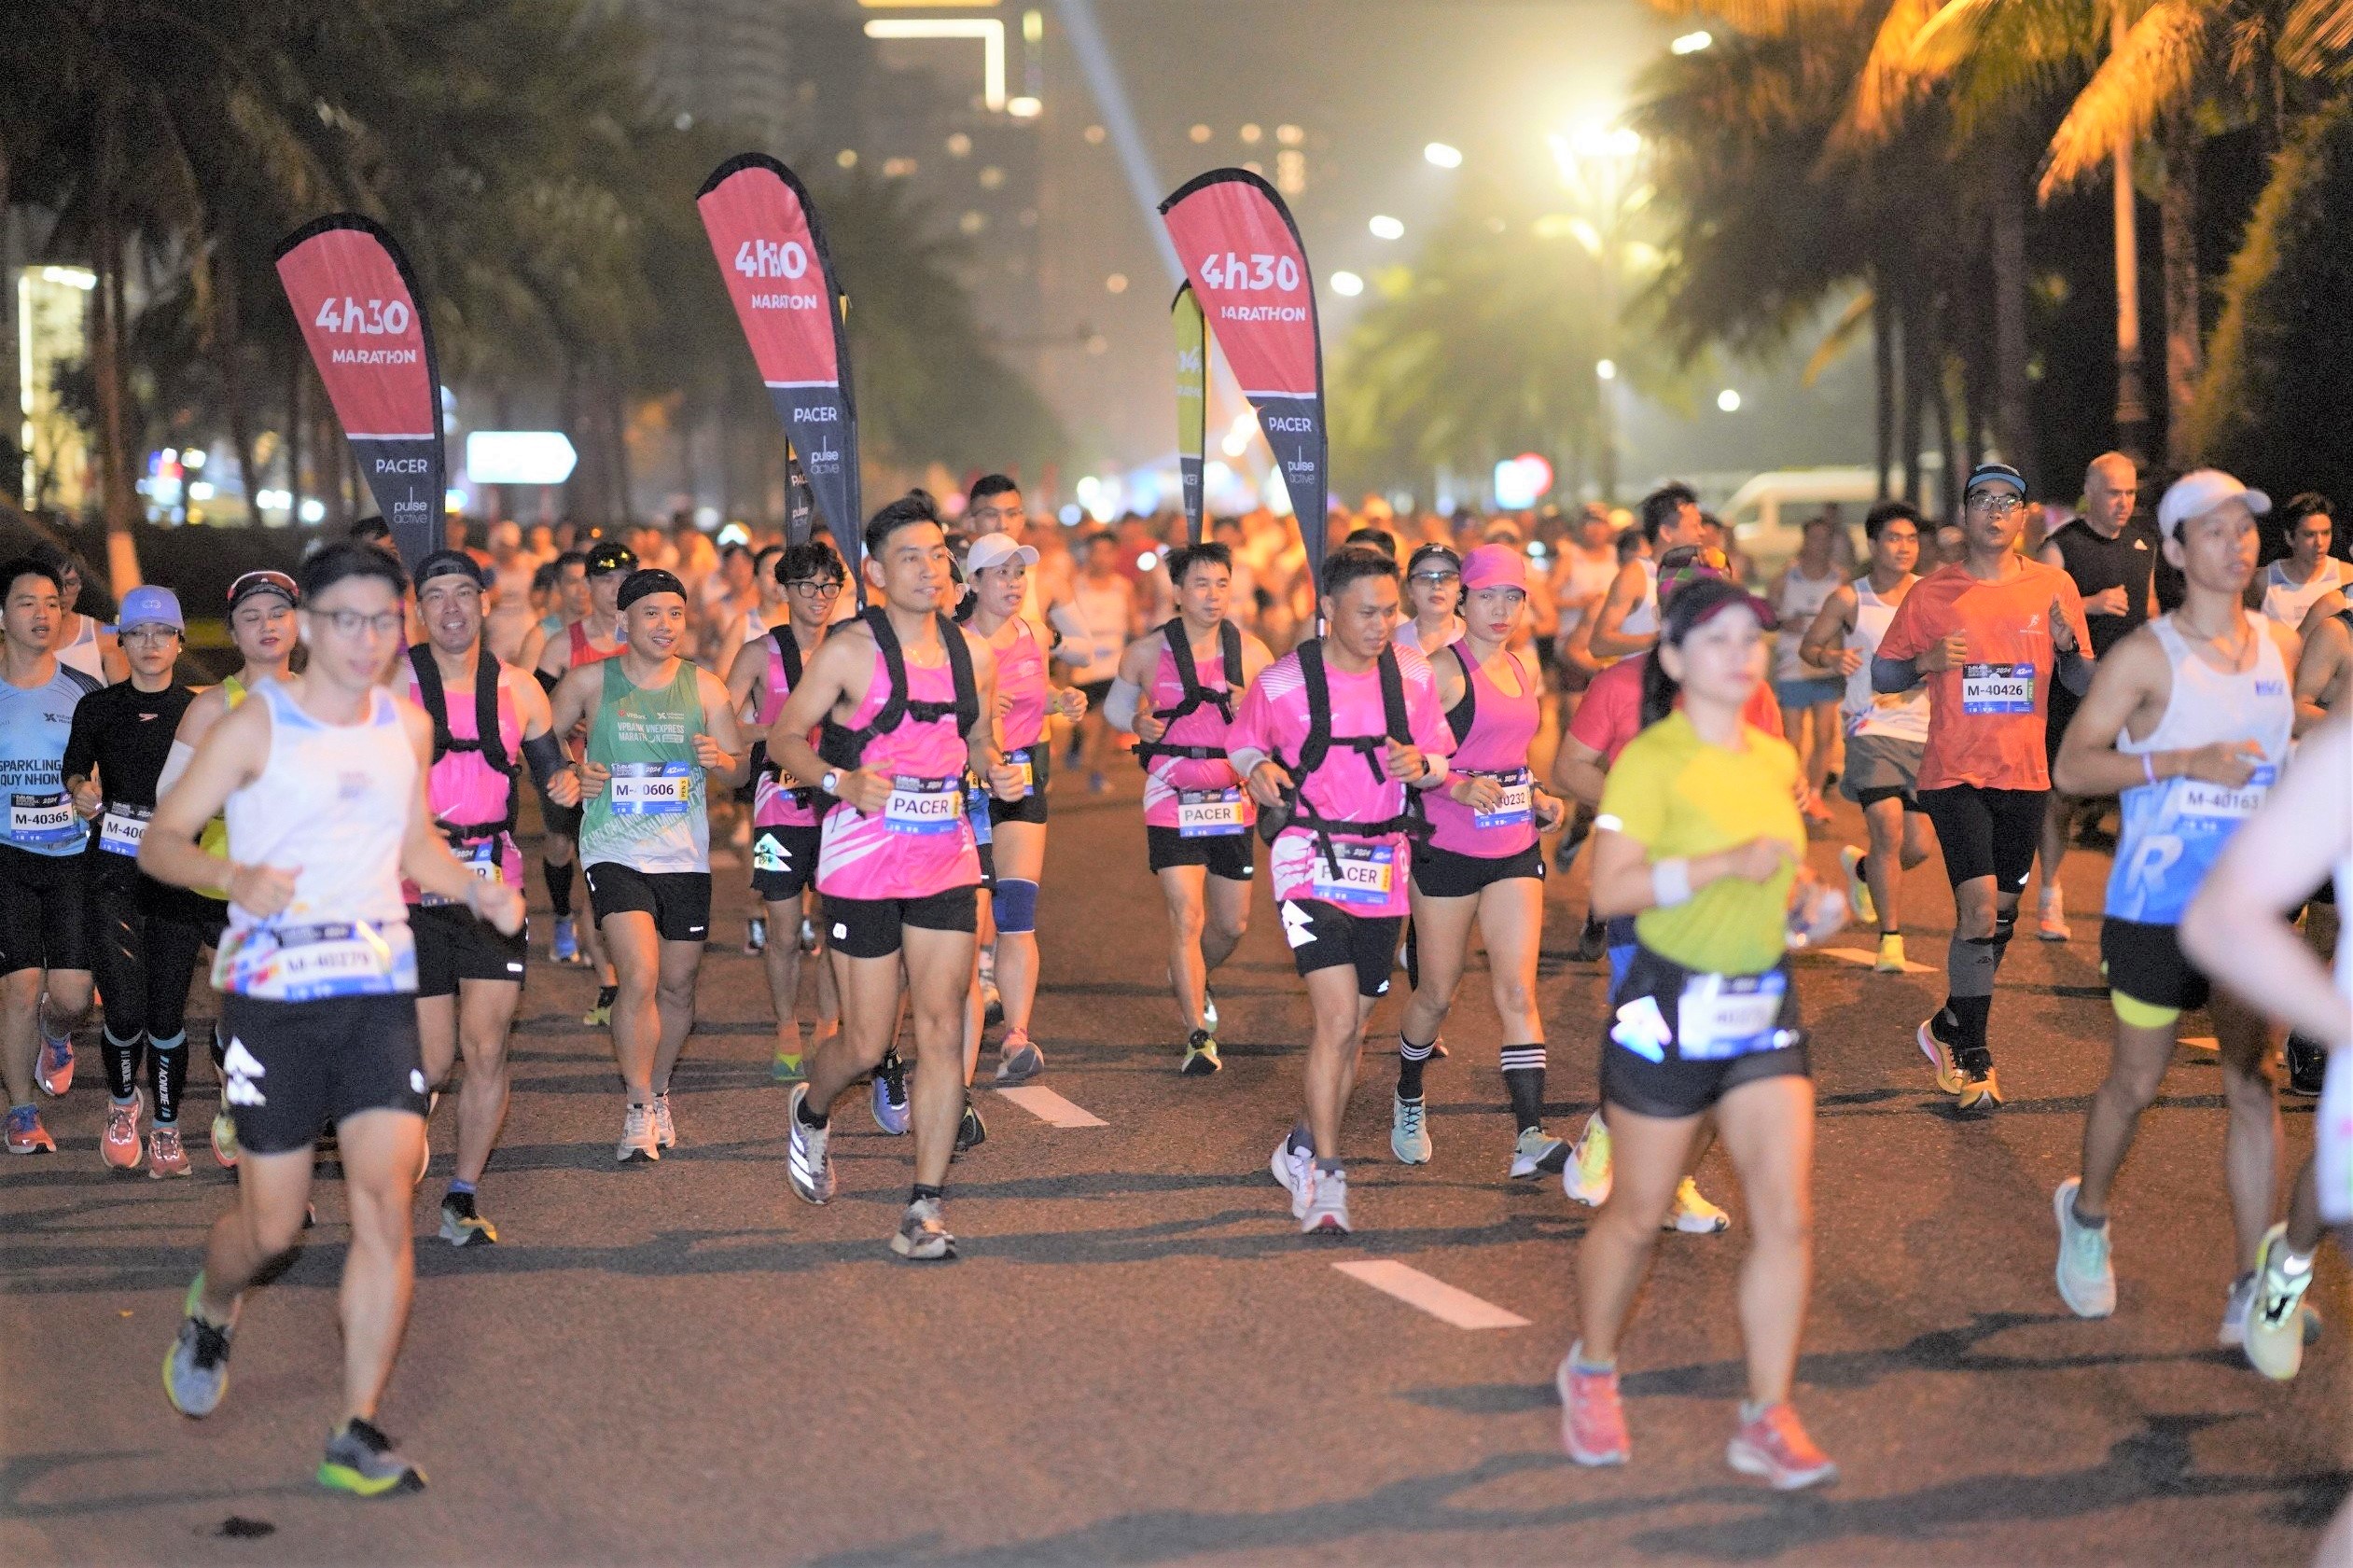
1510,1127,1568,1180
615,1103,660,1164
1270,1130,1314,1220
786,1084,835,1204
651,1091,676,1149
1390,1095,1431,1164
2054,1177,2115,1319
1300,1165,1351,1235
891,1197,956,1261
1663,1177,1730,1233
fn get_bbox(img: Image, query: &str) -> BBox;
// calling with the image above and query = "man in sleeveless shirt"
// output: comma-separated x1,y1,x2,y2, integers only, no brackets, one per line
2050,470,2302,1349
1589,484,1706,662
2259,495,2346,631
534,539,634,984
2034,452,2152,942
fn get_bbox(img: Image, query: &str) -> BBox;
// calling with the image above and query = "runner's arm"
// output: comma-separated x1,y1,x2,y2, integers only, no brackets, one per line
2054,631,2253,796
142,695,268,894
1797,586,1860,674
2291,617,2347,736
724,634,766,721
509,673,577,808
1587,814,1792,919
694,668,749,787
62,700,103,816
1552,732,1609,809
1586,561,1654,660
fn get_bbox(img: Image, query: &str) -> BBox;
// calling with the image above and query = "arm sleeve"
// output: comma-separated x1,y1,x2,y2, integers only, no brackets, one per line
1104,677,1143,731
1872,654,1922,694
2057,579,2094,656
63,700,99,784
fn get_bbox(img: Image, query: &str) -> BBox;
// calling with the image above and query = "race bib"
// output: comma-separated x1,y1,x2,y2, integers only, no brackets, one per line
2178,765,2275,821
1676,970,1790,1061
99,803,151,857
884,775,963,836
420,838,503,908
214,919,415,1001
607,761,691,815
1178,787,1247,838
1471,769,1535,830
1311,840,1396,907
8,791,77,849
1960,661,2035,715
1007,747,1037,795
965,779,994,847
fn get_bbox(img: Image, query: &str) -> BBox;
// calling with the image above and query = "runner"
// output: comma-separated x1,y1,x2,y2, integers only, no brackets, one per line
1110,539,1274,1073
2050,471,2298,1336
1798,502,1937,972
1556,574,1847,1488
1394,543,1463,653
771,492,1020,1261
2292,588,2350,734
1394,545,1572,1177
723,539,843,1081
143,541,524,1495
548,566,747,1163
30,543,126,684
1875,462,2094,1116
1,557,100,1153
63,587,207,1175
2258,495,2346,631
534,539,633,1007
402,551,578,1242
2032,452,2151,942
1768,514,1848,829
1231,545,1455,1236
515,548,590,679
965,531,1088,1084
481,520,540,663
1589,483,1706,661
1055,529,1139,793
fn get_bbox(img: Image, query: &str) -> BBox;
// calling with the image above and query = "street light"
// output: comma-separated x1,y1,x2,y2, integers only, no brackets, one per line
1424,142,1463,169
1368,215,1404,240
1670,30,1713,54
1595,358,1617,381
1717,388,1743,412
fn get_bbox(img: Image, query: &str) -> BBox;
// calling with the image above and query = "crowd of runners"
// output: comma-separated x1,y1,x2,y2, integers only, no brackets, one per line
1,454,2346,1550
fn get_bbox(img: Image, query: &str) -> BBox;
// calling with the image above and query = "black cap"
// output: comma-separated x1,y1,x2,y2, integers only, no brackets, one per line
585,540,638,578
616,567,686,611
414,549,487,589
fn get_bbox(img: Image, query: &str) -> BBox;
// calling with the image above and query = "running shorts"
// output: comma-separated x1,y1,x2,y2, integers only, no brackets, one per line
0,841,90,976
1918,784,2045,893
826,884,980,960
583,862,712,944
1599,942,1810,1120
2099,918,2209,1018
412,900,529,997
87,867,208,1043
1838,732,1926,810
2044,682,2082,774
1411,841,1546,899
990,744,1051,827
1278,897,1401,999
1774,674,1845,713
1147,825,1256,881
751,824,824,904
217,991,426,1156
2319,1047,2353,1227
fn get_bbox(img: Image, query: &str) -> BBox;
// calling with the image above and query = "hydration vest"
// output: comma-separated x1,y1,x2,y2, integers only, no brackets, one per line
817,606,981,772
407,644,518,844
1263,638,1430,867
1134,617,1244,766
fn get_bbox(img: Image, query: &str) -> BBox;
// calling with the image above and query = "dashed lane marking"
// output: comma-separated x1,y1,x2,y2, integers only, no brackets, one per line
995,1086,1107,1128
1332,1260,1530,1329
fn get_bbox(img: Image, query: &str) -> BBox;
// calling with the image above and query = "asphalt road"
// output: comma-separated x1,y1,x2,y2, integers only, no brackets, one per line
4,768,2346,1566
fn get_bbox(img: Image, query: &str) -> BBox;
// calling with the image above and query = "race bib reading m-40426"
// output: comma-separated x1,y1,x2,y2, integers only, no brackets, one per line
1960,662,2035,715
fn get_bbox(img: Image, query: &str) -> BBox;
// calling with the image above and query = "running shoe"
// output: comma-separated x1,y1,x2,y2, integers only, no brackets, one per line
6,1103,55,1155
1389,1095,1431,1164
103,1090,144,1170
956,1094,987,1153
1179,1028,1221,1076
1556,1346,1629,1466
1727,1403,1839,1491
582,985,617,1028
891,1196,958,1261
1955,1064,2003,1117
1563,1110,1612,1207
1300,1165,1351,1235
1664,1177,1731,1234
995,1030,1044,1086
2214,1274,2314,1350
317,1417,425,1498
2244,1223,2317,1381
871,1050,911,1135
550,915,581,965
163,1273,236,1417
1915,1014,1964,1095
1573,913,1607,964
745,916,767,956
651,1091,676,1149
615,1102,660,1164
785,1083,834,1204
1271,1128,1314,1219
1875,933,1907,973
35,1029,74,1096
799,916,819,953
982,977,1004,1030
2052,1177,2115,1319
772,1048,807,1083
439,1190,498,1247
1202,987,1219,1034
2036,891,2071,943
210,1107,240,1168
147,1125,191,1179
1510,1127,1569,1180
1840,845,1876,927
2285,1034,2328,1096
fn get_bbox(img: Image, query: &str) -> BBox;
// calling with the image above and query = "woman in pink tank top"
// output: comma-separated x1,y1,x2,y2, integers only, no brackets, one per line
1394,544,1573,1179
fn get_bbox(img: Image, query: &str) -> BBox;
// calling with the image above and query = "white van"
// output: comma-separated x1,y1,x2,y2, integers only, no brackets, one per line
1719,465,1934,583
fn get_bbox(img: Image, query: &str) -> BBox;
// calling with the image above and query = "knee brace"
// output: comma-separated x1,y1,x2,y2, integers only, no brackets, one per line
995,878,1039,936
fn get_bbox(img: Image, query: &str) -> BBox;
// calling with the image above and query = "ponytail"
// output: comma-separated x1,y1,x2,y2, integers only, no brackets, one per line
1639,648,1680,728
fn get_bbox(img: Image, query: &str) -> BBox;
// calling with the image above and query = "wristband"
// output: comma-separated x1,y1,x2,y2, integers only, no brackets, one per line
1652,857,1694,908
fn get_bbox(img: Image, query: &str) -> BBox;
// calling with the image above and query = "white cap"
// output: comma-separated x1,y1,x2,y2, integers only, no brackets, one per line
966,533,1038,574
2156,468,2270,543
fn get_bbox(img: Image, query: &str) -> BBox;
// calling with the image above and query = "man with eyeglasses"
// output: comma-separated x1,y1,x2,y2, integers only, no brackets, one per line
533,539,634,1000
1875,462,2095,1116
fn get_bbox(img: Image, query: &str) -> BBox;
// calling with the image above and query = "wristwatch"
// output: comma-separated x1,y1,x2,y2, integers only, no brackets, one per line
821,770,841,794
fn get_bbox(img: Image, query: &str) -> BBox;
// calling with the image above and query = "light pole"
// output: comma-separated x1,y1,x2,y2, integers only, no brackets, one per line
1546,126,1652,505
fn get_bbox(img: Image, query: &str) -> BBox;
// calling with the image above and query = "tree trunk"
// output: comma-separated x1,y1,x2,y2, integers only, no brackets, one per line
1927,326,1961,522
285,345,304,525
1987,144,2033,485
2160,108,2202,467
2109,7,2151,463
1897,284,1927,509
607,365,635,523
208,249,260,526
1872,281,1894,499
322,402,351,531
92,187,142,594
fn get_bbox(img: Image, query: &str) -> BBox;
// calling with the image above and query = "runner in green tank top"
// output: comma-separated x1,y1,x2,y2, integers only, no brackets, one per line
579,656,709,873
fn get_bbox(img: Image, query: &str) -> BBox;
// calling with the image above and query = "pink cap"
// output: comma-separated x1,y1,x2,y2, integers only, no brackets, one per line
1459,543,1527,594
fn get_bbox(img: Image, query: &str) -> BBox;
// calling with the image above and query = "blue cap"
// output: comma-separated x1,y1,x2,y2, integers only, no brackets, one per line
1963,462,2027,500
117,585,184,633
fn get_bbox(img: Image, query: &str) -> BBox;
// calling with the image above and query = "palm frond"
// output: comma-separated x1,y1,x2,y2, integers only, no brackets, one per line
2279,0,2353,74
1802,286,1875,383
2038,0,2209,199
1828,0,1950,151
1638,0,1873,35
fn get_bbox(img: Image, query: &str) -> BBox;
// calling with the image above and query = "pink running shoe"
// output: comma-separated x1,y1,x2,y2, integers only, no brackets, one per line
103,1090,144,1170
1727,1403,1839,1491
1556,1344,1630,1466
148,1125,192,1179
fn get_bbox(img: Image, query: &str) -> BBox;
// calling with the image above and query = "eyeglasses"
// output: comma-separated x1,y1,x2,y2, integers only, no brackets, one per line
1409,570,1461,586
122,623,181,643
1967,493,2024,517
789,579,843,597
313,609,406,638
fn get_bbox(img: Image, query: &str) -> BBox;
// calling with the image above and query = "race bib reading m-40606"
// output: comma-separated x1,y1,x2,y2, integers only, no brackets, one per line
607,761,692,814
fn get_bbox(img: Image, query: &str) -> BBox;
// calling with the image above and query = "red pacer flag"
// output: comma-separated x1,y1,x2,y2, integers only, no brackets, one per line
274,215,445,568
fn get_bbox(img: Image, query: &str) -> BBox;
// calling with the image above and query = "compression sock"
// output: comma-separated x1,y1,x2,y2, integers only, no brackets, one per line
1499,1045,1546,1131
209,1020,227,1074
150,1031,187,1124
544,858,575,920
1397,1034,1436,1101
103,1027,145,1103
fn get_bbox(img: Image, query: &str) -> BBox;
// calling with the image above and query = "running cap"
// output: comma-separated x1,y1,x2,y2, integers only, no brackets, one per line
227,569,299,611
414,548,487,589
1405,542,1462,580
616,567,686,611
2157,468,2271,544
1654,544,1733,604
584,539,638,578
1459,543,1527,594
965,533,1038,575
118,585,185,633
1962,461,2027,501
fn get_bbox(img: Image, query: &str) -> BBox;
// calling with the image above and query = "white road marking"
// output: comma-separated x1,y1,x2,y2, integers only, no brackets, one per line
995,1086,1107,1127
1813,946,1935,975
1331,1260,1530,1330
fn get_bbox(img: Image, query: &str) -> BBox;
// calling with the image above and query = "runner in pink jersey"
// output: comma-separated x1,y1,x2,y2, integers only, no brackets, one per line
769,493,1023,1263
402,551,577,1247
1230,546,1455,1237
1395,545,1573,1181
1109,539,1274,1075
724,538,845,1082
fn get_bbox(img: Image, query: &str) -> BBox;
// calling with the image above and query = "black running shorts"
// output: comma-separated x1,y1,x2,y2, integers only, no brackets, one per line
1598,943,1810,1120
1278,897,1401,999
2101,917,2210,1014
825,884,980,960
1147,825,1256,881
411,899,529,997
1411,842,1545,899
217,991,427,1156
1917,784,2045,894
583,862,712,944
989,744,1051,826
0,842,90,976
750,824,823,904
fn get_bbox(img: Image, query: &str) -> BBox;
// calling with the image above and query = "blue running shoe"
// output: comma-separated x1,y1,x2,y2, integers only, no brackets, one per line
551,916,581,966
871,1049,911,1135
